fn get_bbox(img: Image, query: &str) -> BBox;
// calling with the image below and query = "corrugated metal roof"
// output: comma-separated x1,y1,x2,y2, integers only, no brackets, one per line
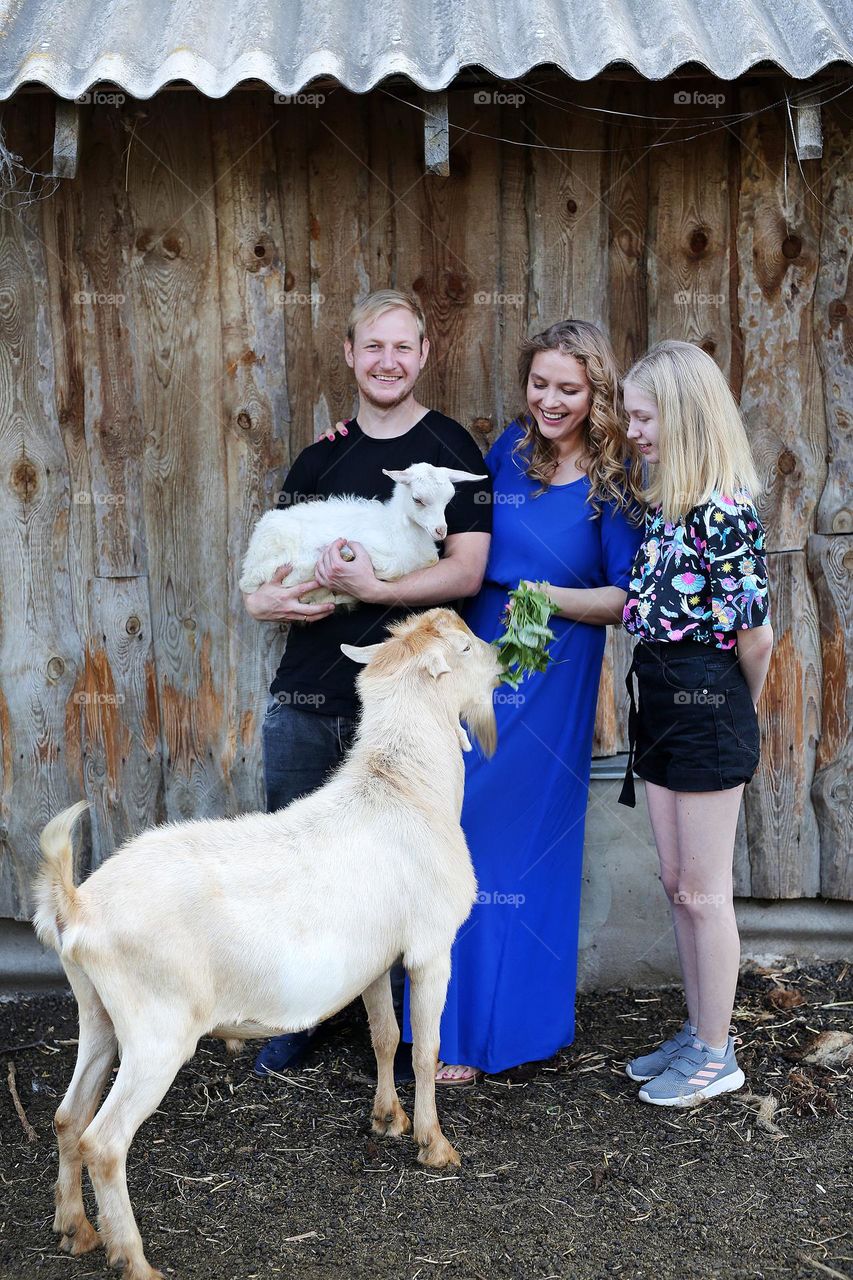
0,0,851,100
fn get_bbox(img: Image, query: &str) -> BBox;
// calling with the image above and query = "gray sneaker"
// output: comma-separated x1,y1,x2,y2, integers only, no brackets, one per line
625,1020,694,1082
638,1035,745,1107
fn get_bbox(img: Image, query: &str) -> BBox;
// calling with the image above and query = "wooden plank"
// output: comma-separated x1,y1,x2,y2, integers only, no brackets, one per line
423,93,450,177
646,91,734,375
814,101,853,537
526,82,608,334
273,98,319,458
494,99,531,438
126,94,232,821
78,107,147,578
51,100,81,179
808,534,853,899
594,85,650,757
305,92,370,433
0,105,87,918
67,578,164,864
744,550,822,899
736,85,826,552
210,93,292,813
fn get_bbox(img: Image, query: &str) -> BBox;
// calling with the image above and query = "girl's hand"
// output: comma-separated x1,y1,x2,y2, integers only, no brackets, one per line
322,419,351,442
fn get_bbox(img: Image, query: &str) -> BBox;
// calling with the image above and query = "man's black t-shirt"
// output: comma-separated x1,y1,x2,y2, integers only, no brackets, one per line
269,411,493,718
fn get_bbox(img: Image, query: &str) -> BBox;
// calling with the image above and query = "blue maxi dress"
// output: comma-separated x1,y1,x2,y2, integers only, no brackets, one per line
403,421,643,1072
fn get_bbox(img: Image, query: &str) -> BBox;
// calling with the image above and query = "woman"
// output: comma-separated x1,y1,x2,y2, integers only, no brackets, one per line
410,320,643,1082
620,340,773,1106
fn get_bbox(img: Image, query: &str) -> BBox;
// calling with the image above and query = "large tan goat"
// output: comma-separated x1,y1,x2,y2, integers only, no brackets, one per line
33,608,499,1280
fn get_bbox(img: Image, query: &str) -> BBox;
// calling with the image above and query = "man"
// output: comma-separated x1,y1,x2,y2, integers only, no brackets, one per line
242,288,493,1073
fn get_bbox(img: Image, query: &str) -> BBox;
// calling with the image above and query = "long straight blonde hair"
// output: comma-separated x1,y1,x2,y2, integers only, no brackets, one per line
624,341,761,523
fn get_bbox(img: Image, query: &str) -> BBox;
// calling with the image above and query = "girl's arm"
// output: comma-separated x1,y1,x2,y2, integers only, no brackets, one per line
525,581,627,626
737,625,774,707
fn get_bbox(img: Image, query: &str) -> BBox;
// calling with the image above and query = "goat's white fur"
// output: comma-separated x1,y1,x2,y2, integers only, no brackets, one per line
33,608,499,1280
238,463,487,604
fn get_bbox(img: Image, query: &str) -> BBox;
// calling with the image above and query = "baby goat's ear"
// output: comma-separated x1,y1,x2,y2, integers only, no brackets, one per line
420,646,451,679
382,468,412,484
341,642,383,665
437,468,488,484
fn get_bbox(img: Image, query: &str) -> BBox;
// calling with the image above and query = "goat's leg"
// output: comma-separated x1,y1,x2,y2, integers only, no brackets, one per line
53,961,117,1256
362,971,411,1138
78,1033,196,1280
408,955,460,1168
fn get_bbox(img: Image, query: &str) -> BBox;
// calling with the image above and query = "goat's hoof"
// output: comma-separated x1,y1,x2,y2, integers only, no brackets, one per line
417,1136,461,1169
372,1104,411,1138
59,1219,101,1255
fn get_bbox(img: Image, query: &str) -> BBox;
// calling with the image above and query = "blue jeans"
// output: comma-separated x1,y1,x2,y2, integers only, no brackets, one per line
262,698,358,812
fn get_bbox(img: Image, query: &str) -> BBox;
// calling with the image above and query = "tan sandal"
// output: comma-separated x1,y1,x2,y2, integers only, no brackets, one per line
435,1060,481,1085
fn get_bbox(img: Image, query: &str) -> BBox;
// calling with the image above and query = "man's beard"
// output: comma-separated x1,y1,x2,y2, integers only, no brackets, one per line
359,379,414,411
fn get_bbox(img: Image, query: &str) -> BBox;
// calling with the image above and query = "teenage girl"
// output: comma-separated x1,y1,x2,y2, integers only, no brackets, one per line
619,340,773,1106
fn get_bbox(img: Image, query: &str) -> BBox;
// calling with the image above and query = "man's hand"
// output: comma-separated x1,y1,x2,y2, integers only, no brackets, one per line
242,563,336,623
315,538,381,602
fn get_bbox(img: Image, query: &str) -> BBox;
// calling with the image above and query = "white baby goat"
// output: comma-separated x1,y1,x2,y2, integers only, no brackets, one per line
238,462,487,605
34,608,499,1280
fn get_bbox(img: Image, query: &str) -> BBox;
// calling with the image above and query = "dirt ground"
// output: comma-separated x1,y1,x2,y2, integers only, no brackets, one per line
1,960,851,1280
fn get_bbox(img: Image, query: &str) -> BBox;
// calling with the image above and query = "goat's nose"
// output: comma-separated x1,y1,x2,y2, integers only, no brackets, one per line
434,524,447,540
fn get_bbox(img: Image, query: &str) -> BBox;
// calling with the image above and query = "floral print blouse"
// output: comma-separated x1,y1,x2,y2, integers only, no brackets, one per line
622,491,770,650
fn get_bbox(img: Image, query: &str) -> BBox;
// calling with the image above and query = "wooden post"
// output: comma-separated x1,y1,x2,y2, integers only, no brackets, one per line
424,93,450,176
51,100,81,179
794,96,822,160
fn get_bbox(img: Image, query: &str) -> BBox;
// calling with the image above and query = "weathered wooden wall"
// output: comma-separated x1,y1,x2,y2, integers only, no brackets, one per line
0,80,850,917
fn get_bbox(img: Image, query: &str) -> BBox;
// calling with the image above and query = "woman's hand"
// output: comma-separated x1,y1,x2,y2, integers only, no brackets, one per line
321,419,351,442
315,538,380,601
242,563,336,623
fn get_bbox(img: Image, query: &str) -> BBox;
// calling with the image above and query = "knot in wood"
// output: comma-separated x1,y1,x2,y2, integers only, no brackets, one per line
470,417,493,435
777,449,797,475
46,657,66,681
125,616,142,636
11,458,39,502
444,272,468,303
237,411,252,431
566,199,578,215
283,270,296,292
688,228,709,257
781,235,802,260
828,299,848,323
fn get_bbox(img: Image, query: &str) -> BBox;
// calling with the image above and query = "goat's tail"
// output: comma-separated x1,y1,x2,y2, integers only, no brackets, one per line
32,801,90,951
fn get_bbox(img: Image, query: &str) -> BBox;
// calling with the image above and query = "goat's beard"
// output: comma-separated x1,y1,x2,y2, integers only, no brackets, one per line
462,696,497,759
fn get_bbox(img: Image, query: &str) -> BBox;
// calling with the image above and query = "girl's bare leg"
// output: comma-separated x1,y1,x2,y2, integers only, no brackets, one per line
644,781,699,1030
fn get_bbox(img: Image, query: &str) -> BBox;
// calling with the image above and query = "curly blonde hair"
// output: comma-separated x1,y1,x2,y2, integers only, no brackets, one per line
514,319,640,514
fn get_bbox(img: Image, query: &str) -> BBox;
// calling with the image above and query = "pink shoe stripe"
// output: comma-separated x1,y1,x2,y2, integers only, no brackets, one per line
707,1061,726,1069
694,1069,717,1078
688,1076,709,1085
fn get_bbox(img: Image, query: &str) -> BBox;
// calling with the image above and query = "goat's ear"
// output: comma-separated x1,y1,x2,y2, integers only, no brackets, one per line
437,468,489,484
382,468,412,485
341,642,383,665
421,646,451,679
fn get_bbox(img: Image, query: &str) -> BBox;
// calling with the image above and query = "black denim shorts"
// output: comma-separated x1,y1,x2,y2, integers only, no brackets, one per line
628,639,761,795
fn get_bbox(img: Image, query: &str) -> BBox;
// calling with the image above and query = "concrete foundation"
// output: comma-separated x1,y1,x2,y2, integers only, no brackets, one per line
2,758,851,997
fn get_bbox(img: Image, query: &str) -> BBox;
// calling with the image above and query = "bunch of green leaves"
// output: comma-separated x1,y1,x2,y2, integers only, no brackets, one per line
493,582,558,689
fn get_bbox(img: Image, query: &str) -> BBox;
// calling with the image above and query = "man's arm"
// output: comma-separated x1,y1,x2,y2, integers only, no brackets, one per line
314,531,490,605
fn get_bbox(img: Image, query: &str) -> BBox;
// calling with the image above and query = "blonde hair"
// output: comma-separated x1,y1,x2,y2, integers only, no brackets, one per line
625,341,761,523
347,289,426,346
515,319,640,514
